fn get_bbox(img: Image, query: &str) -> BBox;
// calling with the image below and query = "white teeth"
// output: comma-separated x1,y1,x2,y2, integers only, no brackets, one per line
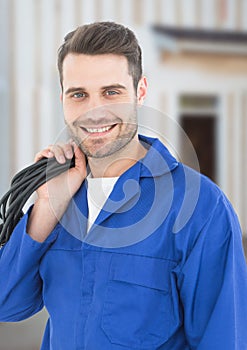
85,126,112,133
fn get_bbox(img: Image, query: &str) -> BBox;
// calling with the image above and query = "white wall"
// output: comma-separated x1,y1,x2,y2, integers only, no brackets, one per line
0,0,10,196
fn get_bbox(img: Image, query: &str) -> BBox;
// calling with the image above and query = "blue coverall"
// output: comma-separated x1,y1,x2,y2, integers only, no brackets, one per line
0,135,247,349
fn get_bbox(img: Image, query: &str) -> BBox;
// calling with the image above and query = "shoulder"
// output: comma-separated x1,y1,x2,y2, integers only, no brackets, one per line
171,162,239,235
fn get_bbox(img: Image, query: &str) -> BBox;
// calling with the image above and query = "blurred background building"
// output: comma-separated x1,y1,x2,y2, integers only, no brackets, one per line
0,0,246,349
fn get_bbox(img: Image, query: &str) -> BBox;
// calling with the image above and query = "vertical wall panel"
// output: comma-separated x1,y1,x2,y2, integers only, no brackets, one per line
224,0,236,29
243,0,247,30
7,0,16,177
239,92,247,233
94,0,102,21
119,0,134,25
81,0,96,24
216,96,226,190
243,92,247,234
200,0,217,29
235,0,243,30
32,0,42,154
14,0,36,170
226,94,234,200
175,0,182,27
0,0,10,194
100,0,116,21
133,0,143,26
60,0,77,39
74,0,83,26
142,0,156,25
160,0,177,26
38,0,61,150
180,0,197,27
158,93,172,146
215,0,227,29
232,92,242,217
195,0,202,28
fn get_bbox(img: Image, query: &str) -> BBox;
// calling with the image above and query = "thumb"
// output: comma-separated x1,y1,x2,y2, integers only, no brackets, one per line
72,142,87,177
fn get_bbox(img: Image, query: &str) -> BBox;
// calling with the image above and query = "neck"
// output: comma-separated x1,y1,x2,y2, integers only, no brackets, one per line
87,135,147,178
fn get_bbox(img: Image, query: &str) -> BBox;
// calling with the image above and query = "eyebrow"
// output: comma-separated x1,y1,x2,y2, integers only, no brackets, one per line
65,87,85,96
101,84,127,91
65,84,127,96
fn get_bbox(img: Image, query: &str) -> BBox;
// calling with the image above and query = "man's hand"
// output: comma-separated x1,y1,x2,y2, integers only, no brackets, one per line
27,142,87,242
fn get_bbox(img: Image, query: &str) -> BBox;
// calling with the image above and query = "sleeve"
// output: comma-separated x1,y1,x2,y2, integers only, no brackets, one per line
176,194,247,350
0,207,58,322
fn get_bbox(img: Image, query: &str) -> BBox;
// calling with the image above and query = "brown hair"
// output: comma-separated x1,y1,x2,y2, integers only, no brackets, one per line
57,21,143,90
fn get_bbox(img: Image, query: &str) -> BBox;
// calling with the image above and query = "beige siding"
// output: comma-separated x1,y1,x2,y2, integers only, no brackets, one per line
242,93,247,233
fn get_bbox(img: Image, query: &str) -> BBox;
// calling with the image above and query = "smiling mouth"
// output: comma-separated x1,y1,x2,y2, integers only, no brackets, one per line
81,124,117,134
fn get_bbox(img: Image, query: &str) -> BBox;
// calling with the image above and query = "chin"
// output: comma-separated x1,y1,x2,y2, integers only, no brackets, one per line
82,138,131,159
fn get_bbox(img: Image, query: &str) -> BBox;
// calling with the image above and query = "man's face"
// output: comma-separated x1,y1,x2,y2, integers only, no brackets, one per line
61,53,146,158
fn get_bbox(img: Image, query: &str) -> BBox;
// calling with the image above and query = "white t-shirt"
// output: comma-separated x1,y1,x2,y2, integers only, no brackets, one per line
86,174,119,232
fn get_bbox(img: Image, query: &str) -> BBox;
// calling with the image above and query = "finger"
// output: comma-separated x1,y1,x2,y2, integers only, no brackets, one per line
49,145,68,164
59,143,74,160
35,143,74,164
73,143,84,162
72,143,87,175
51,143,74,161
34,148,54,163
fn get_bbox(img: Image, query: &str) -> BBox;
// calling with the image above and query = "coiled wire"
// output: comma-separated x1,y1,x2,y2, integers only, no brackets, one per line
0,156,75,247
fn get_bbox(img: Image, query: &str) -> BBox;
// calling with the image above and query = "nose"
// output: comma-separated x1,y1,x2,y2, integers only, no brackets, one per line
83,106,110,124
87,94,105,112
81,94,111,122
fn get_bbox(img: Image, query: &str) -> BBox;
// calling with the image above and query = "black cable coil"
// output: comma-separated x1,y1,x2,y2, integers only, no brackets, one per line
0,156,75,247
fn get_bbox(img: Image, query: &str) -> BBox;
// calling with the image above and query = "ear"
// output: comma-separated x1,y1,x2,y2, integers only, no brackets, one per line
137,76,147,106
60,93,63,102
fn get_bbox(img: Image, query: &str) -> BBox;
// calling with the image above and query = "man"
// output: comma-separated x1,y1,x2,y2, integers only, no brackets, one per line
0,21,247,350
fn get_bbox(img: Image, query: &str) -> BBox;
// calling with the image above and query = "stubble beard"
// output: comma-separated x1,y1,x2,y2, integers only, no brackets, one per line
67,105,138,159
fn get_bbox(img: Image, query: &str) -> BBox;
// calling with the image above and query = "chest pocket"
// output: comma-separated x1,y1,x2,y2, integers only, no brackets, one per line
101,253,177,349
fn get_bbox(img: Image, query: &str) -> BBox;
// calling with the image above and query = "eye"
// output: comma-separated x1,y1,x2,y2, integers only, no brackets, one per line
105,90,119,96
72,92,86,99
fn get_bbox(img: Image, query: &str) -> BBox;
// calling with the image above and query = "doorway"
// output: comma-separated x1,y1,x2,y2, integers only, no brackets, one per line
180,115,216,182
179,94,218,183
